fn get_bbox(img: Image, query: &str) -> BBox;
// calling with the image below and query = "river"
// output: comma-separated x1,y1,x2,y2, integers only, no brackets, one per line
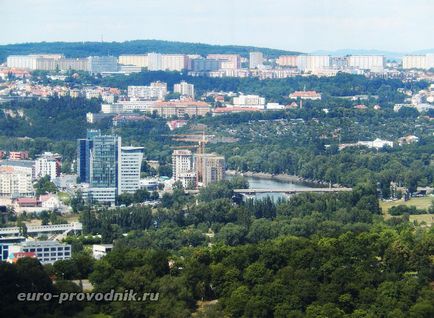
226,174,316,201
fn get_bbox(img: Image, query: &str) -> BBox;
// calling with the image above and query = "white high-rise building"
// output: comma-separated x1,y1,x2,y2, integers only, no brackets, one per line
161,54,188,71
174,81,195,98
148,53,162,71
119,147,144,194
128,81,167,100
0,166,33,197
305,55,331,72
249,52,264,69
402,54,434,70
402,55,426,69
172,150,193,181
348,55,385,72
34,152,61,181
7,55,38,69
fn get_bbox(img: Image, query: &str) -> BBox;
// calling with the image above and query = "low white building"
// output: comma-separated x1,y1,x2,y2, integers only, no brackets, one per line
266,103,285,110
233,94,265,109
92,244,113,260
357,138,393,149
8,240,71,264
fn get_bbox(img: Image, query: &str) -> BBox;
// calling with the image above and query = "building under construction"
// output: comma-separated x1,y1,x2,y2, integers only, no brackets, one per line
172,135,225,189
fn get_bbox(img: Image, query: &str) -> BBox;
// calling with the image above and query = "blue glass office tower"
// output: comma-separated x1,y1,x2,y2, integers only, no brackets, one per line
77,129,101,183
77,129,121,204
90,135,121,188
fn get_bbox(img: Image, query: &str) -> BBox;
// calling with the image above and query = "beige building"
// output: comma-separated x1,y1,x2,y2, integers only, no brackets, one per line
118,54,149,68
276,55,298,67
195,153,225,186
172,150,193,182
0,166,33,197
150,101,211,118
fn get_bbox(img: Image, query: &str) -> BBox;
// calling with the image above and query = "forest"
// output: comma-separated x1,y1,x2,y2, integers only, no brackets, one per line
1,180,433,317
0,39,299,63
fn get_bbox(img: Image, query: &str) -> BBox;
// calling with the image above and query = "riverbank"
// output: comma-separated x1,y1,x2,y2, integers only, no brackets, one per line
226,170,341,188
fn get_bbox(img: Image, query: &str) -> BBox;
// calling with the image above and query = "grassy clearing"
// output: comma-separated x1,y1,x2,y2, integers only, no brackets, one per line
380,196,433,226
380,196,433,213
409,214,434,226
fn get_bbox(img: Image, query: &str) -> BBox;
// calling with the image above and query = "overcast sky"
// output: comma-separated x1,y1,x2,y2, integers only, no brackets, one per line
1,0,432,52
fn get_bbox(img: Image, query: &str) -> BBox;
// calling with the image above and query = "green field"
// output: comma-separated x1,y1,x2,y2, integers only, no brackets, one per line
380,196,433,226
380,196,433,213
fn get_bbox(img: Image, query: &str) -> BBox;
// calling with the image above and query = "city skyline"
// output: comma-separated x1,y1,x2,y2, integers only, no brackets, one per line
1,0,433,53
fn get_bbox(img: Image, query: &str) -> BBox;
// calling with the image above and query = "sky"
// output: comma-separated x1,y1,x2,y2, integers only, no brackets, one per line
1,0,433,53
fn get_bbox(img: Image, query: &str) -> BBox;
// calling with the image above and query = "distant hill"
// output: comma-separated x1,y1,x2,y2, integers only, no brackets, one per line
0,40,300,63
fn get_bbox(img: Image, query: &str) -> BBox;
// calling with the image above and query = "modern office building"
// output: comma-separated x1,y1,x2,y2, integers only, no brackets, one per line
77,129,100,183
8,240,71,264
173,81,195,98
87,56,118,74
119,147,144,194
89,134,121,189
34,152,61,180
127,81,167,100
249,52,264,69
78,130,144,203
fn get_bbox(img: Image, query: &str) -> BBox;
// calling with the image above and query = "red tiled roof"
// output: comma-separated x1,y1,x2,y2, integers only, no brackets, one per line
16,197,38,204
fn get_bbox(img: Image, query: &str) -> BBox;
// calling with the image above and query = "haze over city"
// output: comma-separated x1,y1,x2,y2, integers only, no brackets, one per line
2,0,433,53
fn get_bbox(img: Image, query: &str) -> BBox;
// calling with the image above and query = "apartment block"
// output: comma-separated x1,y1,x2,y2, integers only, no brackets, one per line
173,81,195,98
119,54,149,68
128,81,167,100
